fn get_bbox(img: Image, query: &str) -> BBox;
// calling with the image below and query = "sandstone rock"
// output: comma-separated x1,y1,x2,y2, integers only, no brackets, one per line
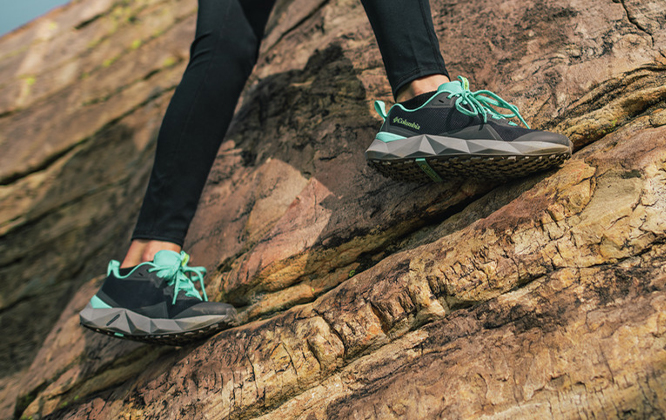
1,0,665,418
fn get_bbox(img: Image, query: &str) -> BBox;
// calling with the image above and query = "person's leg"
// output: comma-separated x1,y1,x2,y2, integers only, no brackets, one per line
81,0,277,344
360,0,450,101
395,74,451,103
125,0,277,268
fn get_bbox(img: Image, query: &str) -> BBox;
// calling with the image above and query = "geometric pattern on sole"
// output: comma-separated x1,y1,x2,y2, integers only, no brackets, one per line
79,304,237,346
364,135,572,160
368,152,571,183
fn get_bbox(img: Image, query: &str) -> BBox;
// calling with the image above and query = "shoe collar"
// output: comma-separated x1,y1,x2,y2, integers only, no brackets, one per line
436,77,467,95
374,77,469,121
107,250,186,278
107,250,208,304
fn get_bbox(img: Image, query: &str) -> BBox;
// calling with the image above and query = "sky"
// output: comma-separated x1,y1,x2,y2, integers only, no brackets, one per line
0,0,71,37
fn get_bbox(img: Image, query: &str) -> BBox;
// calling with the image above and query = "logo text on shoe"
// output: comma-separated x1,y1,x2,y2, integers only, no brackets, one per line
392,117,421,131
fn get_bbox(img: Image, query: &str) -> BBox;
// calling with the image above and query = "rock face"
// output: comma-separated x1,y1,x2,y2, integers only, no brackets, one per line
1,0,665,418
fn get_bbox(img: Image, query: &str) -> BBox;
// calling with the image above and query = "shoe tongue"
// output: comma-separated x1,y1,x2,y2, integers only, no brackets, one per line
152,250,182,268
437,80,464,95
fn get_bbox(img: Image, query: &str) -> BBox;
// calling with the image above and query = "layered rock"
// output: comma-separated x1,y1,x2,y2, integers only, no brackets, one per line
1,0,665,418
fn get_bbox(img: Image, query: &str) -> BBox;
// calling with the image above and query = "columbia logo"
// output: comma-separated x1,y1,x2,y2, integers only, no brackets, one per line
392,117,421,130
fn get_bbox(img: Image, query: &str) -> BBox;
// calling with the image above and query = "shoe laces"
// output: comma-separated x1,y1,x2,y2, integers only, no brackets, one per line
146,251,208,305
445,76,531,129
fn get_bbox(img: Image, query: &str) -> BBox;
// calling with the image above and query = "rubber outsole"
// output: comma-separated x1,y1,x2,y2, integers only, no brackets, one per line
368,153,571,183
365,134,572,182
80,304,237,346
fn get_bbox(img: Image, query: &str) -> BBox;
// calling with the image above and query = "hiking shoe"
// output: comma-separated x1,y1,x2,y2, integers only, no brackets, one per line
80,250,237,345
365,76,572,182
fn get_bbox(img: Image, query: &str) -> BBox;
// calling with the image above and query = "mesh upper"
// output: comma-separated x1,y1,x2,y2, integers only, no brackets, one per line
388,104,482,135
487,121,534,141
385,93,536,141
98,266,207,318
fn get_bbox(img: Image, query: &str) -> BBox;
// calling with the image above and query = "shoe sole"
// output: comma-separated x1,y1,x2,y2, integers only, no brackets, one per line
365,135,572,182
79,304,237,346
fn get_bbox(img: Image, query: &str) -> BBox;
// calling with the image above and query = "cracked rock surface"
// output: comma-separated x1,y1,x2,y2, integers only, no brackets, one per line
1,0,665,418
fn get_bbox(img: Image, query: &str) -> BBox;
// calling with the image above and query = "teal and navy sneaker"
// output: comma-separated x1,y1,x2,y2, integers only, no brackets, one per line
79,250,237,345
365,76,572,182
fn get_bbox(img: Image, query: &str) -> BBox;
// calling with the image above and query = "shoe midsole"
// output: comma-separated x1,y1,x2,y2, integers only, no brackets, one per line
79,303,234,336
365,135,571,160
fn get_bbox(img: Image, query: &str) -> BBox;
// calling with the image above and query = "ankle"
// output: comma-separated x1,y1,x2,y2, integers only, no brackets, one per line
396,74,451,103
121,239,182,268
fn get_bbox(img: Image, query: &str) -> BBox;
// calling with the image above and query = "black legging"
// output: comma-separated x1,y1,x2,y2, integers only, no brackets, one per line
132,0,449,246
